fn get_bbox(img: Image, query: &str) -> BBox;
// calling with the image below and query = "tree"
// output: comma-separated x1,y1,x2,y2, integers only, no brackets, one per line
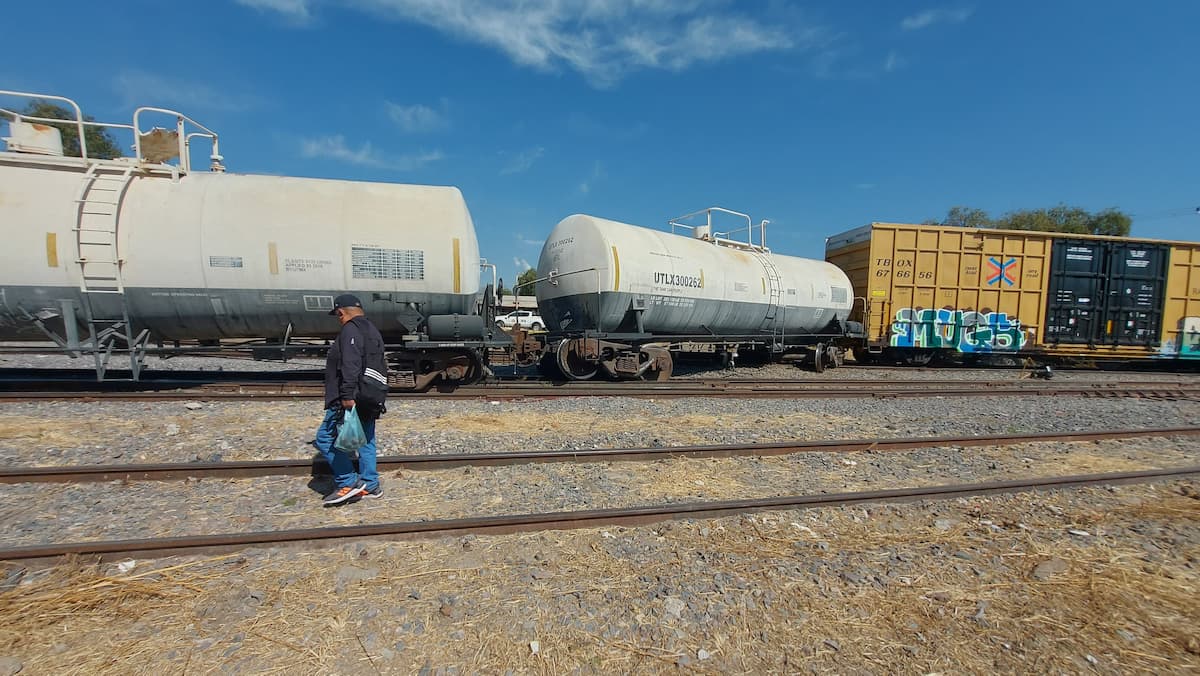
941,206,992,228
11,101,124,159
996,205,1092,234
514,268,538,295
1087,208,1133,237
927,204,1133,237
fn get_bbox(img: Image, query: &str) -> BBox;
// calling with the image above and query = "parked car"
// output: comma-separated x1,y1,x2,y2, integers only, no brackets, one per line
496,310,544,330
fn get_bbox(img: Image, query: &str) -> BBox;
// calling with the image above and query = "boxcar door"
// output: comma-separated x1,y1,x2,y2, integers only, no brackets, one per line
1100,242,1168,346
1044,240,1105,345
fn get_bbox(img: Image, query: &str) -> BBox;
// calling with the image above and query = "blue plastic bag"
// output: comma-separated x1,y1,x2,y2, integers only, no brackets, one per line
334,407,367,452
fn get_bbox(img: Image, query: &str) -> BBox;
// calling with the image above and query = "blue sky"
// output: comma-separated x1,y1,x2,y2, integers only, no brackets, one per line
4,1,1198,286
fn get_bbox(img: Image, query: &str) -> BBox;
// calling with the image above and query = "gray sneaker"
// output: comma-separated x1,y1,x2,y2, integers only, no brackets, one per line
323,481,366,505
363,484,383,499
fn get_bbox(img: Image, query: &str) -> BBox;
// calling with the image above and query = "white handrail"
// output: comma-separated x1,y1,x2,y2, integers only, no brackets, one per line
668,206,770,251
0,90,89,159
1,90,224,172
134,106,222,172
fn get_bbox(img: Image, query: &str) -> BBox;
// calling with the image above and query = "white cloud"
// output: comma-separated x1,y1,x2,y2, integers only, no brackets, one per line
900,8,973,31
300,135,387,167
515,233,543,246
299,134,444,170
513,257,532,271
385,101,449,132
334,1,824,87
809,44,908,80
500,146,545,175
112,70,259,112
884,51,903,73
578,161,605,195
235,0,312,23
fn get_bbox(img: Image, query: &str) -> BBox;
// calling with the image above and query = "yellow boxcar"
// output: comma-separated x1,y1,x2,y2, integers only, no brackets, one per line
825,223,1200,363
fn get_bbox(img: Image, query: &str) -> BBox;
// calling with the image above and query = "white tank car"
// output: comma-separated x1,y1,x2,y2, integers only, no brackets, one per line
0,97,479,345
536,213,854,337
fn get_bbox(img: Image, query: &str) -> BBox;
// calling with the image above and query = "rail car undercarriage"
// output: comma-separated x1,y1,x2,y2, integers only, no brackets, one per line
538,331,856,381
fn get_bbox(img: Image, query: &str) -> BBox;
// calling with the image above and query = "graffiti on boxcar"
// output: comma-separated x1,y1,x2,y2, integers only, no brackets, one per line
889,308,1029,352
1165,316,1200,359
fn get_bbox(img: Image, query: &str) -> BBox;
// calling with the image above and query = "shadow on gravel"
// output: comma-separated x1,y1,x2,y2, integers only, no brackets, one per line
305,451,370,497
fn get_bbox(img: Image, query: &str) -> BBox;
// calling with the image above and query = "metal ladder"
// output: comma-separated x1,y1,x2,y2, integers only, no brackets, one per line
74,164,148,380
752,249,786,350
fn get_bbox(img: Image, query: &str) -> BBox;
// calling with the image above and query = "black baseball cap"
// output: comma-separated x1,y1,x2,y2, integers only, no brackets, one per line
329,294,363,315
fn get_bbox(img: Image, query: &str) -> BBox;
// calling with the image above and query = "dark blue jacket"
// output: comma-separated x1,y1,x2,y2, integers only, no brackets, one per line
324,316,386,409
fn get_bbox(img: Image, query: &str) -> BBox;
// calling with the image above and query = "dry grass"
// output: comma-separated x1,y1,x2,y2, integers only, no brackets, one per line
2,482,1198,673
630,456,757,500
414,410,854,442
0,405,862,465
0,415,156,447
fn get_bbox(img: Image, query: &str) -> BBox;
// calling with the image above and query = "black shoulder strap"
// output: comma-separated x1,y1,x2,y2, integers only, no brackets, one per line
349,316,384,354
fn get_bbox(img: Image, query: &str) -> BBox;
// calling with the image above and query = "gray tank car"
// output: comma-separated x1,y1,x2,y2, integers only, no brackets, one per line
535,209,859,379
0,90,496,386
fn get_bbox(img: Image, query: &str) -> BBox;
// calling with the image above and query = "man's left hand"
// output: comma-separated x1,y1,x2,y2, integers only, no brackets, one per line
342,399,356,409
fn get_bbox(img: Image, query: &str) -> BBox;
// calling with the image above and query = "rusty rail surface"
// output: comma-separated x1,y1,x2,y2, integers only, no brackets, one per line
2,466,1196,562
3,426,1198,484
0,381,1197,402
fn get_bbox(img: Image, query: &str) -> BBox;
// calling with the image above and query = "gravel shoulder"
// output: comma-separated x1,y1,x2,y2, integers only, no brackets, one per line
0,481,1196,674
0,395,1196,467
0,382,1197,674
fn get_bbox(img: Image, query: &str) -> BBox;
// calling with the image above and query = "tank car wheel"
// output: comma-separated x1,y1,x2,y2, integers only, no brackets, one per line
813,343,826,374
439,349,484,387
556,339,599,381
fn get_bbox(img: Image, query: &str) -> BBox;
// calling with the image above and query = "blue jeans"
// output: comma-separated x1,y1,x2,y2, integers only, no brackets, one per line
315,407,379,490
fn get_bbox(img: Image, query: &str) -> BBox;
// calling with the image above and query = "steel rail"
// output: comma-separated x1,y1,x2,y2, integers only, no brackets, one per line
2,465,1196,562
3,426,1197,484
0,383,1197,402
1,367,1192,388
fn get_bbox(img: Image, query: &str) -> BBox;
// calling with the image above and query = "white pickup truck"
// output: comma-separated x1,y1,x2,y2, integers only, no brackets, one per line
495,310,544,331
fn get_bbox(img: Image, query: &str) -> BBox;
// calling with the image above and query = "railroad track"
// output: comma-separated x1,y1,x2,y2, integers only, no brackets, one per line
3,427,1196,563
2,466,1195,563
1,379,1198,401
4,426,1198,484
2,367,1194,387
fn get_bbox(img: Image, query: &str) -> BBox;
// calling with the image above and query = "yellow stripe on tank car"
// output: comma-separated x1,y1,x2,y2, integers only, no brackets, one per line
761,278,766,294
453,238,462,293
612,246,620,291
268,242,279,275
45,233,58,268
699,269,704,288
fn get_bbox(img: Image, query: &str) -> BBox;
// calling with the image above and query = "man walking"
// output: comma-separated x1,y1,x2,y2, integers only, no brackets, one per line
317,294,387,505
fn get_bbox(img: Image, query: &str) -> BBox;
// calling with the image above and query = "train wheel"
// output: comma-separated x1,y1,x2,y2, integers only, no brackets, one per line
556,339,599,380
813,343,826,373
439,349,484,387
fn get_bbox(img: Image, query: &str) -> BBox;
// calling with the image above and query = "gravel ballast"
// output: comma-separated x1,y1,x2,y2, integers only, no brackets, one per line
0,366,1197,673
